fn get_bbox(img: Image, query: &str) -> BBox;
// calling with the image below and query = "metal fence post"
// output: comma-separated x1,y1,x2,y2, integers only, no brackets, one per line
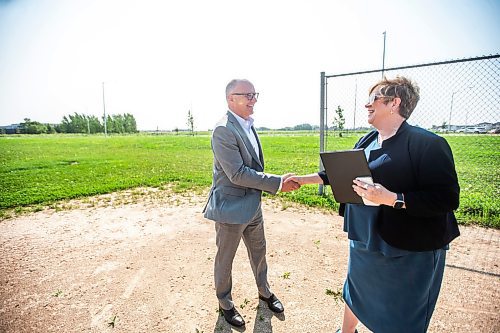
319,72,326,195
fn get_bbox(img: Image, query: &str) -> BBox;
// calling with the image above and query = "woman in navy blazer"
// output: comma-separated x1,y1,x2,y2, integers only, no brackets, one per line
289,76,460,333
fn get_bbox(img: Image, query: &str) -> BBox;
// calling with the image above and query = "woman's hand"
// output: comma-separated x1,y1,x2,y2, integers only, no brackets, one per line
352,179,397,207
287,174,323,186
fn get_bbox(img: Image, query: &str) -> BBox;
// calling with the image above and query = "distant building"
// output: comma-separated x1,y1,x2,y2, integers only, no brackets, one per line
0,124,21,134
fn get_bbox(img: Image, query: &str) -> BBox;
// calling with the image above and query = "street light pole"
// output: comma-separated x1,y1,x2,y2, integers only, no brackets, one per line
381,31,386,78
353,78,357,130
448,91,456,132
448,86,474,132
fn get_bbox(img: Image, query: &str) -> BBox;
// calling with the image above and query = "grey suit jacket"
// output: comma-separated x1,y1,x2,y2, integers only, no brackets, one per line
203,111,281,224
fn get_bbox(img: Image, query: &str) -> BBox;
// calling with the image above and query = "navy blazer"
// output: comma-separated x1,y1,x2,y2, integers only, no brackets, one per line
321,121,460,251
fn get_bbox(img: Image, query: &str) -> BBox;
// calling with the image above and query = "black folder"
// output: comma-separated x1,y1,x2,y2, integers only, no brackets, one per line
320,149,372,204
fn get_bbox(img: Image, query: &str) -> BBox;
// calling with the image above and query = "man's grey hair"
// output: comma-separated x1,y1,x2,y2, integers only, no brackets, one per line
225,79,252,98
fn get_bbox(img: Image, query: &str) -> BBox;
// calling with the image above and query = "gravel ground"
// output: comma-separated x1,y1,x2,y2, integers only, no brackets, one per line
0,188,499,332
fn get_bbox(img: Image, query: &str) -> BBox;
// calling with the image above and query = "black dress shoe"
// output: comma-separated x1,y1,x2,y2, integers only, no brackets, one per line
259,293,284,313
219,306,245,327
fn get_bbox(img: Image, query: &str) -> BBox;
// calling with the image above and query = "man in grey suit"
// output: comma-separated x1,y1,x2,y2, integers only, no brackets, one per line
204,79,299,327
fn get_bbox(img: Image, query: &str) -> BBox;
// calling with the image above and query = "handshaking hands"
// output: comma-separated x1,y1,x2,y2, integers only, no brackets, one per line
280,173,323,192
280,173,301,192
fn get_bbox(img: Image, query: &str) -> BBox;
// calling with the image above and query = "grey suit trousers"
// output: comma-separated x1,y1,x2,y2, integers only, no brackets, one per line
214,206,272,310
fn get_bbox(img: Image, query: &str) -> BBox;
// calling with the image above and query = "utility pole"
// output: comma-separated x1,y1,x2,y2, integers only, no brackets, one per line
102,82,107,136
85,106,90,134
382,31,387,78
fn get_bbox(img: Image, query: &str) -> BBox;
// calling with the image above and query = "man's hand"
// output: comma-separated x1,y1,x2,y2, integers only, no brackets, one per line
281,173,300,192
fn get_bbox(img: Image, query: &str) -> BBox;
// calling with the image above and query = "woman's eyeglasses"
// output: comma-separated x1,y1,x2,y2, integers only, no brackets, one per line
231,92,259,101
366,93,391,105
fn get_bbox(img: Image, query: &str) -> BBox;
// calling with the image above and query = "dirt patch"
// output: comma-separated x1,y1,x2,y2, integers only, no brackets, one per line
1,189,499,332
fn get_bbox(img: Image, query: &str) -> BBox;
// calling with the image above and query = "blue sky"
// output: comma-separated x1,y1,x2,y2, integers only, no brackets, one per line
0,0,499,130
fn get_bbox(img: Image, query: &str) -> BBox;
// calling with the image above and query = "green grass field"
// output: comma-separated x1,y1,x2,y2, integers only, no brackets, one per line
1,133,498,228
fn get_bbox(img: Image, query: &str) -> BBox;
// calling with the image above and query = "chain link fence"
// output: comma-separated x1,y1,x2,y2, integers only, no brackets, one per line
319,54,500,226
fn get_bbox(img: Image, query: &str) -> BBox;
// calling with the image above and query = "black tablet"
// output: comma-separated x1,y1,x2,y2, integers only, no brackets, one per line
320,149,372,204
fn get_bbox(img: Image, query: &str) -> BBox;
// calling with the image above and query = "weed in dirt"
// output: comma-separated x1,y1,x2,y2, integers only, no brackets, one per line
107,315,118,328
52,290,63,297
239,298,250,309
326,288,344,305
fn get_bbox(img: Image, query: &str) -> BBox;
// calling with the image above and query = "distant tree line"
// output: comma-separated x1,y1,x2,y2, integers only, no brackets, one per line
257,106,347,132
257,123,320,131
14,113,138,134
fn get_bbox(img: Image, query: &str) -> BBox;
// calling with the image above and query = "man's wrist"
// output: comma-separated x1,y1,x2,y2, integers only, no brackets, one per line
278,177,283,192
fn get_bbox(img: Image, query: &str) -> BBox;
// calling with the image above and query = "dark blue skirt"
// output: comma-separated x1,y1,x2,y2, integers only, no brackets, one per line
343,241,446,333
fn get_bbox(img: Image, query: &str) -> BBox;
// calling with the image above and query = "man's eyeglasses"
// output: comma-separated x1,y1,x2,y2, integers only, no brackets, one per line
232,92,259,101
366,93,391,105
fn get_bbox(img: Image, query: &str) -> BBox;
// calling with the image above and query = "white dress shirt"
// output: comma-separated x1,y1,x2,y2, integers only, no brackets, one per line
229,110,260,158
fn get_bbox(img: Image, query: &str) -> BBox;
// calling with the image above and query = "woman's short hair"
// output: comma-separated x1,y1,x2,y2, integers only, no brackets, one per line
370,76,420,119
